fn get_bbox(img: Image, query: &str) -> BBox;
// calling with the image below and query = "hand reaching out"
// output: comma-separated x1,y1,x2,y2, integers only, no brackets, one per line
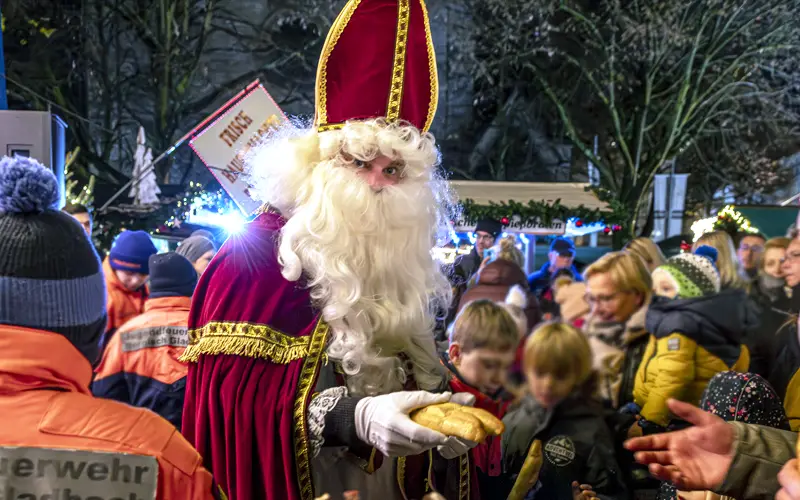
624,399,734,491
572,482,598,500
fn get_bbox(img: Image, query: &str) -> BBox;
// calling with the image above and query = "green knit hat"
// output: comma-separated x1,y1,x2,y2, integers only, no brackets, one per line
653,245,721,298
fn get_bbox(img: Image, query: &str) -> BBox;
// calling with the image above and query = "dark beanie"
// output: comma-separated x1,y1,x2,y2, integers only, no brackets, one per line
475,218,503,238
109,230,157,275
149,252,198,299
0,156,106,365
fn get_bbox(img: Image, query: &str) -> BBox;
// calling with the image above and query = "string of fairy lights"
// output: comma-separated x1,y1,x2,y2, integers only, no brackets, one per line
690,205,760,242
155,182,238,232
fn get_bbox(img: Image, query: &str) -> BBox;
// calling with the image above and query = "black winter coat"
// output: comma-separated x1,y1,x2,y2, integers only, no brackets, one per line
501,394,630,500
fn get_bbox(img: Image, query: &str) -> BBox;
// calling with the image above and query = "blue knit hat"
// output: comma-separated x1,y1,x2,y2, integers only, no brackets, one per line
0,156,107,365
109,230,157,275
148,253,198,299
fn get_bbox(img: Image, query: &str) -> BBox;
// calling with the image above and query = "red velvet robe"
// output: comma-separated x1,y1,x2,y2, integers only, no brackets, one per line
181,210,473,500
181,211,330,500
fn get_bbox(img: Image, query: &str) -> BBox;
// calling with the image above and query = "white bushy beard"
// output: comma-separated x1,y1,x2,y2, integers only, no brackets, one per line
275,162,452,396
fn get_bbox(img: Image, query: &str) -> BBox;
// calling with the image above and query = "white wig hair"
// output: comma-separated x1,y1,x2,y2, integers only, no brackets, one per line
245,118,458,396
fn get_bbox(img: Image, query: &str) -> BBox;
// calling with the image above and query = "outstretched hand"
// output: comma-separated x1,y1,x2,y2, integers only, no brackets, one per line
624,399,735,491
572,481,597,500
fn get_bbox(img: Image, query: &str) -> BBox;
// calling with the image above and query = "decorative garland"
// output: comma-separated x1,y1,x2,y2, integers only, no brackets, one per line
458,198,622,232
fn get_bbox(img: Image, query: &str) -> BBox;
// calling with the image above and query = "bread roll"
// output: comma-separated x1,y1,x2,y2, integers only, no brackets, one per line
410,402,505,443
460,406,505,436
507,440,543,500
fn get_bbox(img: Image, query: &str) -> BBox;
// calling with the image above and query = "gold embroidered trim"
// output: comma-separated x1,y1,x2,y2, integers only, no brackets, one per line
419,0,438,132
317,123,344,132
397,457,408,500
386,0,411,123
180,321,310,364
425,449,434,493
458,453,470,500
293,321,330,500
348,447,379,474
314,0,363,129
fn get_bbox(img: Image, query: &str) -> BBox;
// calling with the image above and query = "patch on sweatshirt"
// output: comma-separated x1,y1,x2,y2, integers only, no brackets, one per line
668,337,680,351
544,435,575,467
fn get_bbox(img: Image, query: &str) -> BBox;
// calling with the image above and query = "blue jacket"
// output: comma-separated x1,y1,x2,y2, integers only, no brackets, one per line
527,262,583,295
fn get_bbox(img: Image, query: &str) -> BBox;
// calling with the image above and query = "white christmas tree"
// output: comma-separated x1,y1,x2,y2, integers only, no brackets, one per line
129,126,161,205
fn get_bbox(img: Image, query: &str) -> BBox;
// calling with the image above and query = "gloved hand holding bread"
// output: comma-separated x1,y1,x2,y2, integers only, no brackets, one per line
410,401,505,443
353,391,504,458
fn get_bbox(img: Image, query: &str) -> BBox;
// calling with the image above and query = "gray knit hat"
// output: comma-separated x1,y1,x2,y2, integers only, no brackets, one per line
0,156,106,364
177,234,217,264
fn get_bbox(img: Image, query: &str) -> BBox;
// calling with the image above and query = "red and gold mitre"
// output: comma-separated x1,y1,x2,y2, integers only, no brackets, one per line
314,0,438,133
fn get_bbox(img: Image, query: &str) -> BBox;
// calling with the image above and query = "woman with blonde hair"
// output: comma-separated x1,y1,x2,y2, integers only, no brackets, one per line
582,251,652,408
624,237,666,273
693,231,746,290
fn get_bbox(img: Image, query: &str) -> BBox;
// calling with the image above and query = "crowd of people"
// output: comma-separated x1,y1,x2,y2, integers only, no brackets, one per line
4,0,800,499
446,213,800,499
4,152,800,500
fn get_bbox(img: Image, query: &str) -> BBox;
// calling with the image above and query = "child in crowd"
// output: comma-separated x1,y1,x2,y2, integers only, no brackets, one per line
101,229,158,351
633,246,751,431
541,268,577,320
93,252,198,429
553,275,589,329
177,231,218,276
442,299,519,498
502,322,628,500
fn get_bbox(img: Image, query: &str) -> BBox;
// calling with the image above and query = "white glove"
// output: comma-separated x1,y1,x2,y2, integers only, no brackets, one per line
436,392,479,459
437,436,479,459
355,391,452,457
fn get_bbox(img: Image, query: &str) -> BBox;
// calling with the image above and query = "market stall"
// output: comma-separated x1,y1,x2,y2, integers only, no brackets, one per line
435,181,616,273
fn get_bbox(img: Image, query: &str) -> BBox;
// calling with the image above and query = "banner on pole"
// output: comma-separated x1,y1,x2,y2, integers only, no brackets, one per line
667,174,689,238
189,83,288,215
652,174,669,242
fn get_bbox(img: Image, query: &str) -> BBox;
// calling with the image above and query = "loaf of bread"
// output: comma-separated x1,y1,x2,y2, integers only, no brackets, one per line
410,402,505,443
507,440,543,500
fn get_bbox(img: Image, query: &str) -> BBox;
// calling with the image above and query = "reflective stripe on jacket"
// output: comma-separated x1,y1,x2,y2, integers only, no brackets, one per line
93,296,191,429
0,325,214,500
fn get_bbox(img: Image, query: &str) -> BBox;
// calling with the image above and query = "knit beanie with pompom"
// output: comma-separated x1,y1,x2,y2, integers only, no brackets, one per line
0,156,107,365
653,245,721,299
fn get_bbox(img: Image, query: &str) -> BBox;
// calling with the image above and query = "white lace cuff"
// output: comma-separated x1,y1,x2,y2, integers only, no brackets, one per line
308,386,348,458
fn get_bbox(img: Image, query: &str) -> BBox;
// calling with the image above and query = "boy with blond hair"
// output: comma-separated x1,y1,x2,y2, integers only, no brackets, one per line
443,299,520,497
502,322,629,500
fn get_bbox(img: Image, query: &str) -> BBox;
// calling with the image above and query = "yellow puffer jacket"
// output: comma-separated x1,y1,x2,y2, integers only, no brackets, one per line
634,333,749,426
633,291,755,427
